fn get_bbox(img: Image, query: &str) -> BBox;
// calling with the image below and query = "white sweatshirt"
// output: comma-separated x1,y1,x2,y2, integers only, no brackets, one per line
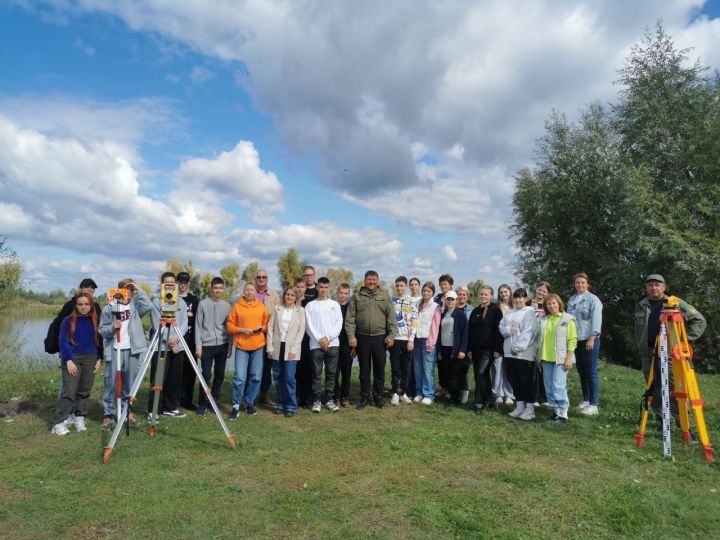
304,298,344,350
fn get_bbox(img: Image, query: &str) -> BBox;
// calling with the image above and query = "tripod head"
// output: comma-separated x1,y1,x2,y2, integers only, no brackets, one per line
663,295,681,310
160,283,179,320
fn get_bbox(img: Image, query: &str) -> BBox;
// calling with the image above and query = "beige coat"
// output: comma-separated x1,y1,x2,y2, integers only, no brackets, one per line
267,305,305,361
259,287,281,315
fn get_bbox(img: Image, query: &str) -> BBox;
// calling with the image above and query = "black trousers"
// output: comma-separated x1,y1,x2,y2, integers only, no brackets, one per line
389,340,412,394
181,336,197,406
445,353,470,404
198,344,228,406
260,349,273,397
505,357,537,403
296,335,313,406
334,340,353,399
357,335,387,404
148,349,183,413
472,348,494,408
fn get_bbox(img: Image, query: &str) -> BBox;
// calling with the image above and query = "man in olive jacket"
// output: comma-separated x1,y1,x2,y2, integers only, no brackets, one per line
346,270,398,409
634,274,706,422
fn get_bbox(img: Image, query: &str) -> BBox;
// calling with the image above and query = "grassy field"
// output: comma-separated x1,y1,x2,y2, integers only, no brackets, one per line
0,360,718,539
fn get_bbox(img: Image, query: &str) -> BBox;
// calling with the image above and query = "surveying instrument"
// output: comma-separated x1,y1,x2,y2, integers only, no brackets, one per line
103,282,236,463
634,296,714,462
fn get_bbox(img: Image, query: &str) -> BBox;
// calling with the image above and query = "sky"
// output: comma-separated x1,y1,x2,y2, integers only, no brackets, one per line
1,0,719,294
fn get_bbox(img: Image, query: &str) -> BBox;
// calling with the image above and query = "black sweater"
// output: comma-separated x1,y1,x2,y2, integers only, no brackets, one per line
467,303,504,356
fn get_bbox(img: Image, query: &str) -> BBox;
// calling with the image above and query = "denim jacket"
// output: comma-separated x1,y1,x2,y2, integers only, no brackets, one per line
567,292,602,341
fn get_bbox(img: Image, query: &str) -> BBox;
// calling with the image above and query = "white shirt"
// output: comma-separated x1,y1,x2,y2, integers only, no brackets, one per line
109,301,131,350
280,307,293,342
304,298,343,350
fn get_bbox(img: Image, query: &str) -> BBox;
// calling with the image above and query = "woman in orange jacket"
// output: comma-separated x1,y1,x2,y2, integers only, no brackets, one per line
227,284,269,418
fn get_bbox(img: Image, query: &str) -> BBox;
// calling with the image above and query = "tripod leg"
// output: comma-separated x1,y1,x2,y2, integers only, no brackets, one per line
677,355,715,462
115,333,123,425
175,329,236,449
103,332,159,463
635,355,656,449
149,325,169,436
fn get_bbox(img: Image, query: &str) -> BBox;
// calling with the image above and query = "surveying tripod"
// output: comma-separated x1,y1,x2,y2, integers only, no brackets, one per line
634,297,714,462
103,318,236,463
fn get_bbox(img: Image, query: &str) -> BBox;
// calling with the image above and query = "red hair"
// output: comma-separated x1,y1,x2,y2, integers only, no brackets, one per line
69,292,100,346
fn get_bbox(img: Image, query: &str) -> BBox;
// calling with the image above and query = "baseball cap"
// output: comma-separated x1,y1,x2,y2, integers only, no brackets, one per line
645,274,665,284
177,272,191,282
78,278,98,289
445,290,458,300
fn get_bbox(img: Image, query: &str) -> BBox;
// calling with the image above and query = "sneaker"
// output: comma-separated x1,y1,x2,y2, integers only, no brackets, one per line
246,404,258,416
51,422,69,436
391,393,400,406
196,405,207,417
541,402,549,407
312,401,322,413
66,413,77,427
495,397,504,406
284,411,295,417
401,393,412,404
102,417,115,431
162,410,186,418
577,401,590,410
580,405,599,416
508,404,526,418
504,397,514,406
340,398,350,408
554,416,568,423
460,390,469,404
549,413,559,421
421,397,433,406
474,405,485,415
229,408,240,421
74,416,87,432
181,401,197,411
518,409,536,421
326,400,340,412
274,408,283,415
356,401,368,411
413,395,423,403
374,399,384,409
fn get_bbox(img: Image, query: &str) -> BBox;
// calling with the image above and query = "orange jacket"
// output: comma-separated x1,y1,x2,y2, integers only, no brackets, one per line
227,298,269,351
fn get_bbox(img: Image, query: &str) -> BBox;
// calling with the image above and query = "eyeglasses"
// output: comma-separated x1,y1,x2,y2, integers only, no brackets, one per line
303,274,314,278
256,276,267,279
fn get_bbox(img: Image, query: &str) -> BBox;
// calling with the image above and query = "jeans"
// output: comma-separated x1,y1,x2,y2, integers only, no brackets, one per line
310,346,339,402
273,343,298,413
472,349,493,408
542,361,569,411
103,348,140,418
413,338,436,399
198,344,228,406
491,356,514,399
232,347,263,408
575,338,600,406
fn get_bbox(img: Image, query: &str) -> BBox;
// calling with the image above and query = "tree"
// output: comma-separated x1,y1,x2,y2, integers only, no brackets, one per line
326,267,354,297
241,261,260,287
511,23,720,371
220,263,241,302
277,248,306,291
466,279,486,307
0,237,22,312
195,272,214,299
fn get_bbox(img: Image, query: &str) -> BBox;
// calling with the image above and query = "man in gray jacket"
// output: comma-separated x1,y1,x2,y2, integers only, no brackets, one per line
194,276,232,416
634,274,706,422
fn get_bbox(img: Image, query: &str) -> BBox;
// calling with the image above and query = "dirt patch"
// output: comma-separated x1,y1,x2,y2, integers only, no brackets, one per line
0,397,39,418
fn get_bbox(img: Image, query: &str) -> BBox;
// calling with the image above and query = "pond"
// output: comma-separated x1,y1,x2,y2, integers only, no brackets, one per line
0,314,58,369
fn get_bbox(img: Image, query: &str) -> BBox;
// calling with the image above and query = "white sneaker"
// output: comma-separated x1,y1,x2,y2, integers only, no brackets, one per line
580,405,599,416
312,401,322,413
401,393,412,404
577,401,590,410
421,397,433,406
508,404,525,418
391,393,400,406
74,416,87,432
518,409,536,421
325,400,340,412
65,413,77,426
413,395,423,403
460,390,469,404
504,397,514,406
51,422,70,436
495,397,504,405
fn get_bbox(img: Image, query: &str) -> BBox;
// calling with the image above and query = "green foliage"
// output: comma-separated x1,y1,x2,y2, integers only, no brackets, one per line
0,237,22,312
276,248,307,291
325,267,354,297
220,263,241,302
241,261,260,287
466,279,486,306
195,272,214,299
511,23,720,371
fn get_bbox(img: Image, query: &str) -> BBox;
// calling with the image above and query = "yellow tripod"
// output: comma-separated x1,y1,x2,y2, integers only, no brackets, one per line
635,297,714,462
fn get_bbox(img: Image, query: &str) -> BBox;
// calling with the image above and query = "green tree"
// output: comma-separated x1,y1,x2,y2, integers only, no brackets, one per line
511,23,720,371
326,267,354,297
241,261,260,287
277,248,306,291
220,263,241,302
466,279,486,307
196,272,214,299
0,237,22,312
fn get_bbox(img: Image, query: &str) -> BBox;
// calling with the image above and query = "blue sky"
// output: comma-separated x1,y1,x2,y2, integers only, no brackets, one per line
1,1,718,294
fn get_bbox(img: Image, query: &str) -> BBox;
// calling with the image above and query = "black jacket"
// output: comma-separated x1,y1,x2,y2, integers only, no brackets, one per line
467,303,504,356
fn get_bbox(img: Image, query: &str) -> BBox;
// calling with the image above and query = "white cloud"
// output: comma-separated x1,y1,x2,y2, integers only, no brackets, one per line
444,245,458,262
73,36,95,56
190,65,214,84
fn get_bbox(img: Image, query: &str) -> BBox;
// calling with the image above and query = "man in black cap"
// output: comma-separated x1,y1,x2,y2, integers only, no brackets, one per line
177,271,200,410
45,278,100,354
634,274,706,422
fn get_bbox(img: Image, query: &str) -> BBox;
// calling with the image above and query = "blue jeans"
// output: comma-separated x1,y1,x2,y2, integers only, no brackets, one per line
542,361,569,411
413,338,436,399
575,338,600,406
273,343,298,413
232,347,263,408
103,348,140,417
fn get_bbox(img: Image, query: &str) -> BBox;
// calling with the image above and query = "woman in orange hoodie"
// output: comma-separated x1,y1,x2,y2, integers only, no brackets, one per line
227,284,269,418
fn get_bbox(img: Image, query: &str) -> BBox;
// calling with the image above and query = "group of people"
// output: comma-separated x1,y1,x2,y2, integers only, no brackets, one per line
48,266,706,435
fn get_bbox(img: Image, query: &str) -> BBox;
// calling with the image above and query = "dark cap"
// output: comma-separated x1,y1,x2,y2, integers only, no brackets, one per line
78,278,98,289
177,272,191,283
645,274,665,284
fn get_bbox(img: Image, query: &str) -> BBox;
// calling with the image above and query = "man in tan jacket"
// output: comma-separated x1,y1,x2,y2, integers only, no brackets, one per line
254,268,281,405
